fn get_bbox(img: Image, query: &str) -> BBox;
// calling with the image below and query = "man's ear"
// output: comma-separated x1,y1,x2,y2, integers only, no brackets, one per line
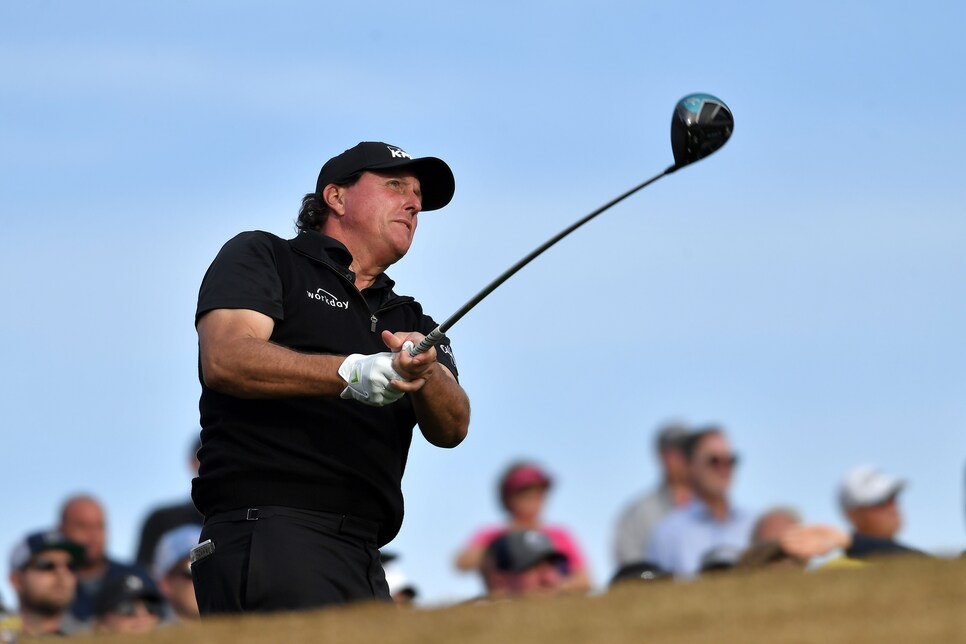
9,570,23,594
323,184,347,216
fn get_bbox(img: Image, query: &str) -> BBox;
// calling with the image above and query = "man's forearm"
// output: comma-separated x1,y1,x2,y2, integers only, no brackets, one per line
410,364,470,448
202,336,347,399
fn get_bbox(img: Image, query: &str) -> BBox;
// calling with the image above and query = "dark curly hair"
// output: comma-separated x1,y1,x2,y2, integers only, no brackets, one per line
296,171,363,232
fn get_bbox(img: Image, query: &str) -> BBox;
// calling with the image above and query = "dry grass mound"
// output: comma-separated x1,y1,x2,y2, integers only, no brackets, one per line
78,557,966,644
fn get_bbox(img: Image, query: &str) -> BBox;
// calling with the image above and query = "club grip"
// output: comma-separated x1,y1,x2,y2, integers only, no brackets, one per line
408,327,446,357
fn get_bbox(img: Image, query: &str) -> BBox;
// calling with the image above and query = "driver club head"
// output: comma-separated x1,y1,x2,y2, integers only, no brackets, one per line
671,93,734,168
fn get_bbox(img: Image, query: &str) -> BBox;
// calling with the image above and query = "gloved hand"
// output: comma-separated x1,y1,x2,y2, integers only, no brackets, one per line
338,352,405,406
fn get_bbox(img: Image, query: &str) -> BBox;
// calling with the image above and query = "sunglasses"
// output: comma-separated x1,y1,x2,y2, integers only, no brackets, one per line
25,558,78,573
703,454,739,469
111,599,164,618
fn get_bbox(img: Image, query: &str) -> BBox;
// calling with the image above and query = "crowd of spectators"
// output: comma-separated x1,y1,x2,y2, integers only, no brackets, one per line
1,424,952,636
455,422,943,601
2,439,204,637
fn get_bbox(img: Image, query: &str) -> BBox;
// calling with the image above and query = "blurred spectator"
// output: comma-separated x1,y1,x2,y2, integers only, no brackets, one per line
153,524,201,622
736,508,806,572
135,435,205,568
58,494,153,622
380,552,418,606
737,540,807,571
612,422,693,567
454,461,591,593
751,506,802,544
838,465,927,559
645,426,754,578
609,560,670,588
7,529,88,637
93,573,164,635
480,530,566,599
777,466,929,566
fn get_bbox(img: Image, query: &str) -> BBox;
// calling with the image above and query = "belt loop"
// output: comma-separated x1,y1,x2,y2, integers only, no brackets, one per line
246,508,260,521
338,515,347,532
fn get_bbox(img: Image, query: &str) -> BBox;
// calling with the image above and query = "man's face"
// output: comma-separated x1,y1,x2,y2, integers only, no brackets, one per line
96,599,162,634
505,486,548,523
60,498,106,565
486,559,563,598
660,447,689,485
753,511,801,543
847,495,902,538
330,170,422,266
688,432,737,502
508,559,563,597
10,549,77,616
159,557,199,620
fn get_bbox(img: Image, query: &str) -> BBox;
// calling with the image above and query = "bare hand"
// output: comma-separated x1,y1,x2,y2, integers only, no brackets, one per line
382,330,437,392
780,524,852,560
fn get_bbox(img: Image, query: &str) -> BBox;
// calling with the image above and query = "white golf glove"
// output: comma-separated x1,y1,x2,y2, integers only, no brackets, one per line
338,352,405,406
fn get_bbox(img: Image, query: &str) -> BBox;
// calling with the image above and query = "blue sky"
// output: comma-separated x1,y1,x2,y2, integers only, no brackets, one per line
2,1,964,605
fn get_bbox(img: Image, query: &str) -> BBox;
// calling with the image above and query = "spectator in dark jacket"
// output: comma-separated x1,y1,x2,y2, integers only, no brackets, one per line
837,465,926,559
58,494,154,622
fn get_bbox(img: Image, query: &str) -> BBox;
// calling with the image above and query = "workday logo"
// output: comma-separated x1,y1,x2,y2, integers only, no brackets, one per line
386,145,412,160
306,288,349,310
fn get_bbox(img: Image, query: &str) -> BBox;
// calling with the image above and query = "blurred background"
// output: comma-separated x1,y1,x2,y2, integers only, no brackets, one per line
2,0,964,606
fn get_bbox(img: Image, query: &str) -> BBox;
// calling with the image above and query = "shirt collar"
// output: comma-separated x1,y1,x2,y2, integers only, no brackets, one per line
685,498,738,522
290,230,395,291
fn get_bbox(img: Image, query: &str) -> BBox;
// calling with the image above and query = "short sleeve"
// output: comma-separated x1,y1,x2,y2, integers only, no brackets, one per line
196,231,285,324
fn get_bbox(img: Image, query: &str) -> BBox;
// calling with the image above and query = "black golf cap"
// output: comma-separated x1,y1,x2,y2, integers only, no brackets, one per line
487,529,567,573
316,142,455,212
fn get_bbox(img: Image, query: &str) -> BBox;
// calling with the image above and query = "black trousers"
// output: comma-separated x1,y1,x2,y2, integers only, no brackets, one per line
192,506,391,614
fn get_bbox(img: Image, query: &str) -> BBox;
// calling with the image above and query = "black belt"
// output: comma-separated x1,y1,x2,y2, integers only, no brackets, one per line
204,506,380,542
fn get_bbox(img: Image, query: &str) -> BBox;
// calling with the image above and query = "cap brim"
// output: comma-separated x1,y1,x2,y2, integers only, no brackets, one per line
844,479,907,509
879,480,907,503
366,156,455,211
40,541,87,567
509,550,566,573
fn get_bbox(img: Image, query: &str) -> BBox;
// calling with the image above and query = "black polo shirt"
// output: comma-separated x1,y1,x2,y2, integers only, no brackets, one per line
192,230,458,547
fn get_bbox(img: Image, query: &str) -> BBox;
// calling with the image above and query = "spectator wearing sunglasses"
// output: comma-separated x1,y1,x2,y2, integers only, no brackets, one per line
7,529,89,637
479,530,568,599
153,524,202,622
93,573,165,635
454,461,591,594
645,426,754,578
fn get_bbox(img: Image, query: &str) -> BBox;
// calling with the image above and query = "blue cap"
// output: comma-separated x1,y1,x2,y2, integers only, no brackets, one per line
9,529,85,572
153,524,201,578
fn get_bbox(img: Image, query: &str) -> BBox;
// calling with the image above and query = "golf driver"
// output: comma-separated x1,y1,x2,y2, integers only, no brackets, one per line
408,93,734,357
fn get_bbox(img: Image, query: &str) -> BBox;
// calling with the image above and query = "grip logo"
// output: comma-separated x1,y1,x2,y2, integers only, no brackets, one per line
439,343,456,368
306,288,349,309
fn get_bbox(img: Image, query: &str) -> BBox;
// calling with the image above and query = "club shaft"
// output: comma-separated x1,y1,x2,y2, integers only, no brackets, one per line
408,164,678,357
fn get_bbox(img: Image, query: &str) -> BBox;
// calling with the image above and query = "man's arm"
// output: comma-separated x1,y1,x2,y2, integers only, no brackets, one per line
410,364,470,447
198,308,347,398
381,331,470,448
199,309,470,441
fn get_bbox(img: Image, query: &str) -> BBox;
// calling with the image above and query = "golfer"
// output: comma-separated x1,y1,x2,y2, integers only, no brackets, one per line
190,142,471,613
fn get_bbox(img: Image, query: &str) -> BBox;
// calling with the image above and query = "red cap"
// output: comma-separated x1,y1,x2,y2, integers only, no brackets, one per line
499,463,552,507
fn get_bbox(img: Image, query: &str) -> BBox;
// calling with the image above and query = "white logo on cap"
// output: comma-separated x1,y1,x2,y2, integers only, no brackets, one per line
387,146,412,160
125,575,144,591
524,530,547,548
